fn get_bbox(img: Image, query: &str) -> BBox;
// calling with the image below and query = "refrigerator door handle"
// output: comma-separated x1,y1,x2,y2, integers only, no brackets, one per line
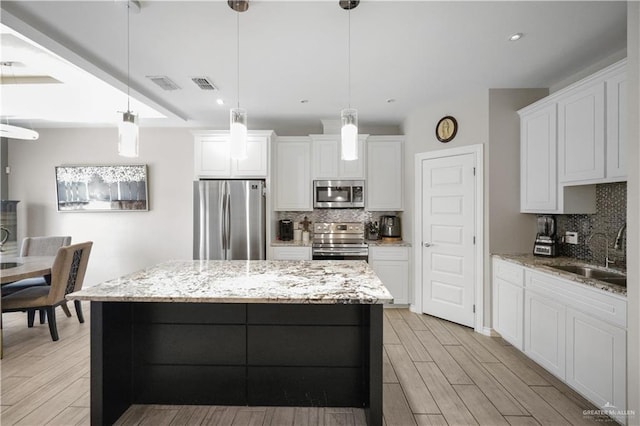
225,193,231,252
221,188,228,251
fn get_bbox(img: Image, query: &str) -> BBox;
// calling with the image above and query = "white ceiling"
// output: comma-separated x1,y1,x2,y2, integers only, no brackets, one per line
0,1,628,135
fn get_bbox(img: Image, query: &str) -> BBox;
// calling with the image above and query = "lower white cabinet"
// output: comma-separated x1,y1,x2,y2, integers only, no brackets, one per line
492,259,524,350
491,257,627,422
271,246,311,260
566,307,626,418
369,246,409,304
524,289,566,379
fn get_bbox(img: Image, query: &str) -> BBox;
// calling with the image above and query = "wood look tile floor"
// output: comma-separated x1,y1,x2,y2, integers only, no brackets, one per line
0,304,616,425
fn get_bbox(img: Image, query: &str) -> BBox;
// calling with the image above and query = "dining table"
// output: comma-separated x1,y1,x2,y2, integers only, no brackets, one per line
0,255,55,358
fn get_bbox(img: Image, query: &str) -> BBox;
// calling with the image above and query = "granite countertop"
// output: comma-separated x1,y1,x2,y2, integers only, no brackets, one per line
271,240,313,247
68,260,393,304
493,254,626,296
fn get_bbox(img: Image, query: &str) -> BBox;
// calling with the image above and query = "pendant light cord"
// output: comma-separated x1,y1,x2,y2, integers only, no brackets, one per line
237,10,240,110
126,1,131,112
348,4,351,109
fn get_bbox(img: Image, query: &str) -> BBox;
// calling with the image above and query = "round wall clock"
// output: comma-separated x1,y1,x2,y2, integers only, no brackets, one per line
435,116,458,143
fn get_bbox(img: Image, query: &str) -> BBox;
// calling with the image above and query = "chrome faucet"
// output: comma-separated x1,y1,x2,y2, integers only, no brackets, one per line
614,223,626,250
587,232,614,268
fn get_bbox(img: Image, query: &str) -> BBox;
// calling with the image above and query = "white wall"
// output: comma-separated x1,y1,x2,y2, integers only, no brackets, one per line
626,1,639,422
7,127,194,286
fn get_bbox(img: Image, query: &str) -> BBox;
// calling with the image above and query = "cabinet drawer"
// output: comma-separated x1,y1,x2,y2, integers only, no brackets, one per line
493,259,524,286
525,270,626,328
271,246,311,260
368,246,409,261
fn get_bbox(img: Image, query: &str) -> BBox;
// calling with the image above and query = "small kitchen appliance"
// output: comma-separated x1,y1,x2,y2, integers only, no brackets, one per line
313,180,365,209
533,215,558,257
380,215,401,240
279,219,294,241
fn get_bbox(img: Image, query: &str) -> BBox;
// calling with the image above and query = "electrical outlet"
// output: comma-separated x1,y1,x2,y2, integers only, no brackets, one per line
565,231,579,245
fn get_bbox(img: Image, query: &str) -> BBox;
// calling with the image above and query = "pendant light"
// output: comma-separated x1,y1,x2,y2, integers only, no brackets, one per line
340,0,359,161
0,62,39,140
229,0,249,160
118,0,139,157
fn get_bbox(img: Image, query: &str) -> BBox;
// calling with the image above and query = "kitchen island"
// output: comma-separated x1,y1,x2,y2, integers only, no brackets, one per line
68,260,392,426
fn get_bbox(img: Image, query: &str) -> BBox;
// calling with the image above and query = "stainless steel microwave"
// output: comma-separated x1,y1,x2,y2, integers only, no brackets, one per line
313,180,365,209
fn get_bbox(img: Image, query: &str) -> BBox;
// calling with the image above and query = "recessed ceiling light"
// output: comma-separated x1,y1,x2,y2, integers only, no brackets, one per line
386,98,396,103
300,99,309,104
509,33,523,41
216,99,224,105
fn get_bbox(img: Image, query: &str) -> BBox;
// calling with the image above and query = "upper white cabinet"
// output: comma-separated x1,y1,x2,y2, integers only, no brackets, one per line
606,70,628,180
273,137,312,211
193,130,272,178
366,136,404,211
520,102,558,213
310,135,366,180
519,59,626,213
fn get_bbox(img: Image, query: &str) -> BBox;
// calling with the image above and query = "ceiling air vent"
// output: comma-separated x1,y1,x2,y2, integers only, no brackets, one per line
146,75,180,91
191,77,218,91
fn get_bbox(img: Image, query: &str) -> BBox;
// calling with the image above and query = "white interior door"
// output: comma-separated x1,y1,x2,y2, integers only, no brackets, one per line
420,153,476,327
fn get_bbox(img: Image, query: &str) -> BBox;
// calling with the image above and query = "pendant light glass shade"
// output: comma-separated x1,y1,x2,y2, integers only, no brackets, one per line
0,124,39,140
230,108,248,160
118,111,139,157
341,108,358,161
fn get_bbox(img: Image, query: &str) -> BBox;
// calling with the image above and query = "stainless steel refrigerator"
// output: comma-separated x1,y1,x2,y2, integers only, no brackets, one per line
193,180,266,260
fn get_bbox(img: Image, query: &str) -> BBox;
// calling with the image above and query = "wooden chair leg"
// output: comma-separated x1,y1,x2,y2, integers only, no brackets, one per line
27,310,36,327
60,302,72,318
45,307,59,341
74,300,85,324
39,309,46,324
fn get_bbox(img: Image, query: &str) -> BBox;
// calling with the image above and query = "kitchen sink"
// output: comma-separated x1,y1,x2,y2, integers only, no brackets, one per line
549,265,626,286
0,262,22,270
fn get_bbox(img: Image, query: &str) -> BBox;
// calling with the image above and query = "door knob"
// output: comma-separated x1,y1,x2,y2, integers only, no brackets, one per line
423,242,433,247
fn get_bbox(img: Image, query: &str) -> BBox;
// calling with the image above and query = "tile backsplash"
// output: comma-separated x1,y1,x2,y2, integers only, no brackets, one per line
556,182,626,269
276,210,398,232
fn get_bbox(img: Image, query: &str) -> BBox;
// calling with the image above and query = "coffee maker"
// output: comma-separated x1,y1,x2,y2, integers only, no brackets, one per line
533,215,558,257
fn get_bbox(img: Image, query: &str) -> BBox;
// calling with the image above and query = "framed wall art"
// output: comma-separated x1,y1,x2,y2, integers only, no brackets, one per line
55,165,149,212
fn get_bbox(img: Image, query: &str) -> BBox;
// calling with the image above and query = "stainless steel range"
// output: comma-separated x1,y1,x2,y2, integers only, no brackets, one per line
312,222,368,261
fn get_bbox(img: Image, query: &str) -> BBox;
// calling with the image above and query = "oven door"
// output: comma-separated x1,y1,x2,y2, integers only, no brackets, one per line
312,245,368,262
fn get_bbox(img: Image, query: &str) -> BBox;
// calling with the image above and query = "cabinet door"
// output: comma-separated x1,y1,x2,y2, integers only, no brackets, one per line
558,83,605,183
196,136,231,177
274,139,312,211
233,136,268,177
493,277,523,350
338,137,365,179
606,72,627,180
271,246,311,260
312,139,339,179
566,308,626,416
370,260,408,304
520,103,558,213
524,291,566,379
366,138,403,211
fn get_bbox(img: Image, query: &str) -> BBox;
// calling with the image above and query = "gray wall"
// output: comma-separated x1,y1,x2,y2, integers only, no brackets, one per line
7,127,194,286
1,137,8,199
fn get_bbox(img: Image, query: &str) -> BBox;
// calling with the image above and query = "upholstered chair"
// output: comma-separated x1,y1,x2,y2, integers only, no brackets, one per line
2,241,92,341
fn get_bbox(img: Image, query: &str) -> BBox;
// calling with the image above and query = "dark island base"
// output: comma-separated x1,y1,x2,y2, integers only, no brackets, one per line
90,302,383,426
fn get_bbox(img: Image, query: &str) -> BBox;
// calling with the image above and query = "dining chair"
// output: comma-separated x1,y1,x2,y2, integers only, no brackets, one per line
2,236,72,321
2,241,92,341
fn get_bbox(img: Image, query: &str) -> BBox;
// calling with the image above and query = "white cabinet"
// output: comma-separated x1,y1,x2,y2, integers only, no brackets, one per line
558,82,605,183
606,70,628,181
519,102,558,212
193,130,272,178
271,246,311,260
311,135,366,179
566,307,626,420
366,136,404,211
492,257,628,422
524,283,566,379
273,137,312,211
369,246,409,304
492,259,524,350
